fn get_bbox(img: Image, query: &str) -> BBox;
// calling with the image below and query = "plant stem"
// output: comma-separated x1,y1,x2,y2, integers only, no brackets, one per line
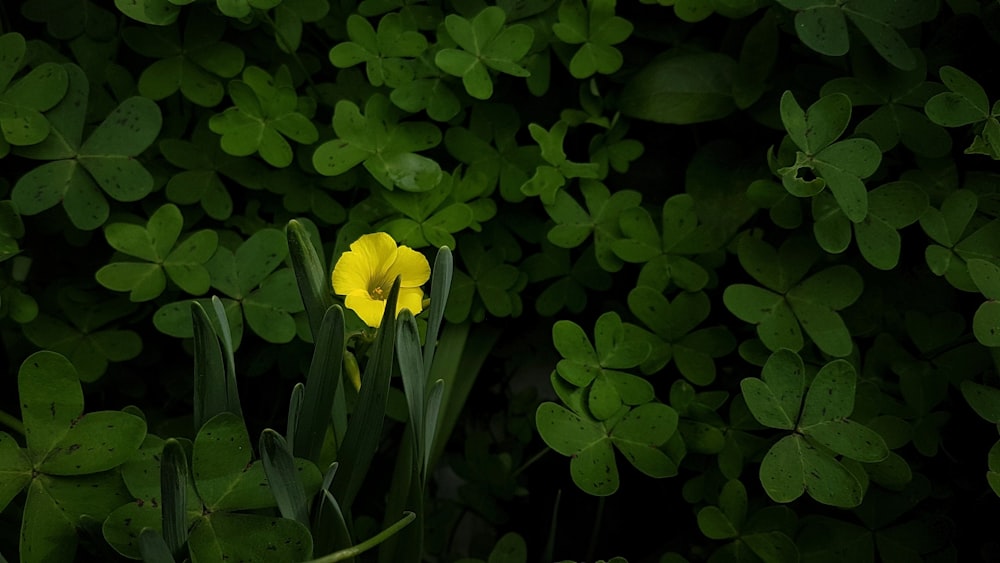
585,496,605,563
306,511,416,563
511,446,550,478
257,11,317,89
0,408,24,436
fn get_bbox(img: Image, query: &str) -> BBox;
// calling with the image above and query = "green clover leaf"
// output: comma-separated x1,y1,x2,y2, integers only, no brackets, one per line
864,326,959,458
967,259,1000,347
103,415,321,559
723,235,863,357
329,12,428,88
643,0,759,22
95,204,219,302
434,6,534,100
586,114,644,178
552,0,633,79
0,32,69,148
925,66,1000,159
741,350,889,507
520,120,601,203
12,64,162,230
0,200,25,263
26,0,117,39
389,59,463,122
153,228,304,345
444,233,526,323
925,66,990,127
536,401,679,496
379,170,477,249
919,189,1000,292
22,291,141,382
273,0,330,53
113,0,182,25
811,180,929,270
544,180,640,273
776,0,937,70
553,312,652,420
618,51,737,125
624,288,735,385
696,480,799,562
0,352,145,563
209,65,319,168
313,93,442,191
612,194,710,292
267,168,348,226
821,50,951,157
215,0,281,19
159,117,272,222
732,9,779,109
522,241,611,316
777,91,882,222
0,282,37,325
122,16,246,107
444,104,541,202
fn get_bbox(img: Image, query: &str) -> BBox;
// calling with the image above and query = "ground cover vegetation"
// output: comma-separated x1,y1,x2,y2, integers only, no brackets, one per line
1,0,999,562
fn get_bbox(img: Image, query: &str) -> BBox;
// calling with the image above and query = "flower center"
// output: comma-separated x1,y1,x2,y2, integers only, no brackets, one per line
369,285,386,301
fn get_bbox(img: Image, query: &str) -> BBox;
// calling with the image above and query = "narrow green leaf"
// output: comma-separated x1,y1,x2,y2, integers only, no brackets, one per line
137,529,177,563
423,246,453,377
424,379,444,478
287,219,334,339
294,306,345,464
160,439,188,557
191,301,226,431
397,309,426,477
331,276,401,510
210,296,242,419
260,429,310,526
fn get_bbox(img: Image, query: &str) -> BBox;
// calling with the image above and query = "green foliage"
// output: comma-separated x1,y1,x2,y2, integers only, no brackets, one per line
723,235,863,357
775,0,937,70
0,33,68,152
153,228,303,345
925,65,1000,158
312,93,442,191
209,65,319,167
536,400,679,496
96,203,219,301
12,65,162,230
774,91,882,223
122,15,245,107
1,352,145,563
552,0,633,79
3,1,1000,562
741,350,888,507
434,7,533,100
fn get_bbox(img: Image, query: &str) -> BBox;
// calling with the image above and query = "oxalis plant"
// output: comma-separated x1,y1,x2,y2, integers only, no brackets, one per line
1,0,1000,562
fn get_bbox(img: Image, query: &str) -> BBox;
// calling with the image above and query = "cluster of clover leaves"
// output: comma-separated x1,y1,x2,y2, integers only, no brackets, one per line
2,0,1000,561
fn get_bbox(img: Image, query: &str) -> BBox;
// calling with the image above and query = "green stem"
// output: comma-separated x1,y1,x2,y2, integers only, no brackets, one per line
306,511,416,563
511,447,550,479
0,408,24,436
585,496,605,563
257,11,317,89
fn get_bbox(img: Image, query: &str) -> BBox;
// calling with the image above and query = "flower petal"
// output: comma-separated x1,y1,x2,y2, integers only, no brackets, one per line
386,245,431,288
351,232,399,280
344,289,385,328
332,250,371,296
396,287,425,317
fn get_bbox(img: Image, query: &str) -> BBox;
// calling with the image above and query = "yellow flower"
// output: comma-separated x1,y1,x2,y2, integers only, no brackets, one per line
332,232,431,328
